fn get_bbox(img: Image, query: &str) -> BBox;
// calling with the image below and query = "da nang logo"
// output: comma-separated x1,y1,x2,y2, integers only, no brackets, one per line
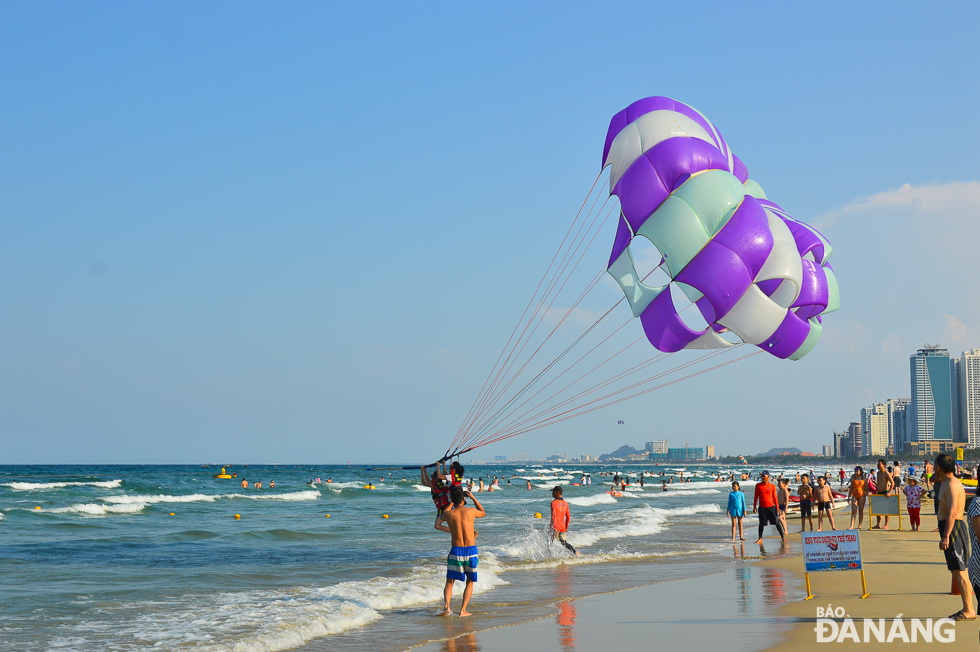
815,606,955,643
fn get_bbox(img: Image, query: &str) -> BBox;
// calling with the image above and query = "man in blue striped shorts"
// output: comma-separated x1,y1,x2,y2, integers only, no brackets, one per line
436,486,486,616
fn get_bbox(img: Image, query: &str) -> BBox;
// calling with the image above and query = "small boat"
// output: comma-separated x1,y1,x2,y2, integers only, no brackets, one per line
213,467,233,479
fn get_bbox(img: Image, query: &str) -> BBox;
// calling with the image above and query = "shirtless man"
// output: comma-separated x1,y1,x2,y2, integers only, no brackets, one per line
435,487,486,617
776,479,791,534
873,459,894,529
934,453,976,620
797,474,815,532
892,461,903,496
814,476,836,531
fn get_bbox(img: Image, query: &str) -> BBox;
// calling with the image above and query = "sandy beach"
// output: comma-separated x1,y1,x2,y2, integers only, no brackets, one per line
412,499,980,651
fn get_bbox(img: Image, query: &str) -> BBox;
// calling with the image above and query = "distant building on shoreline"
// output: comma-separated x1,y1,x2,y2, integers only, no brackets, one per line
832,344,980,457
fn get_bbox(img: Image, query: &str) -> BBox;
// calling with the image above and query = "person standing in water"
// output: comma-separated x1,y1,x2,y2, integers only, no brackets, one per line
727,481,746,541
548,486,578,555
436,487,486,617
776,478,791,533
752,471,785,543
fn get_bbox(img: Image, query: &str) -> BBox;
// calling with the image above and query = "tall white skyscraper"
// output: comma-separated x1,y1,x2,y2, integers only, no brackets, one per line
861,403,889,456
910,346,953,441
954,349,980,447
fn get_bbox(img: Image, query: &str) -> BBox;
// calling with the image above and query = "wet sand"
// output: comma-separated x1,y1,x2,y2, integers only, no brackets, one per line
411,541,802,652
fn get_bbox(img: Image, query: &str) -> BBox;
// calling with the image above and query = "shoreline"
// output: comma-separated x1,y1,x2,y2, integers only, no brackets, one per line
404,501,980,651
409,541,802,652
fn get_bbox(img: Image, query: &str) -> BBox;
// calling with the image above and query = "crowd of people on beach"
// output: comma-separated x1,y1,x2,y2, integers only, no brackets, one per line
411,454,980,620
726,454,980,623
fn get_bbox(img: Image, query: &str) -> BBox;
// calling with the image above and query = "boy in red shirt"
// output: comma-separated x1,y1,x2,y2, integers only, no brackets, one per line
549,486,579,555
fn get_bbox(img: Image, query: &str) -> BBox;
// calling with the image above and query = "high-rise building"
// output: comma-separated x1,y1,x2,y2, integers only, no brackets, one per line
833,431,848,458
822,445,832,457
954,349,980,447
861,403,889,456
646,440,668,455
705,445,715,459
910,346,953,441
847,422,863,457
886,398,911,452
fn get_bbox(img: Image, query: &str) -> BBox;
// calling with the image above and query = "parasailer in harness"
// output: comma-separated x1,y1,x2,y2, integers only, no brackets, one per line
421,464,451,514
449,461,465,488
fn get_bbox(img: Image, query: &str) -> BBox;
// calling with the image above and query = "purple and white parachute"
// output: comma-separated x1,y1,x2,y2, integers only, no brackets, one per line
603,97,838,360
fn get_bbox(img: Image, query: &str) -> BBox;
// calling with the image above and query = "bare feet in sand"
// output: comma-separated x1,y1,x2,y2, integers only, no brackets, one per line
459,610,472,617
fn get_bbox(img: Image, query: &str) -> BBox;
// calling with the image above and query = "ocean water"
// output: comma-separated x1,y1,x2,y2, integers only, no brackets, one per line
0,463,809,651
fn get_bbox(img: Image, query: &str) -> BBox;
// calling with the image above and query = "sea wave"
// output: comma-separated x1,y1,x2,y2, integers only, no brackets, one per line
572,502,722,547
565,493,618,507
48,501,147,516
45,491,321,516
46,559,509,651
2,480,122,490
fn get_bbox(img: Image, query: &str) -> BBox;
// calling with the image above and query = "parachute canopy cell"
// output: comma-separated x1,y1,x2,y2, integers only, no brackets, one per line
603,97,838,361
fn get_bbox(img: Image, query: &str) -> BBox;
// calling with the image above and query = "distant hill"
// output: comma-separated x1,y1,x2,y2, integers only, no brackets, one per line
600,444,641,461
758,447,805,456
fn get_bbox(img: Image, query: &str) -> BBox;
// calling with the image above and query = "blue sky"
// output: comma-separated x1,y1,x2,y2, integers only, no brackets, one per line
2,3,978,463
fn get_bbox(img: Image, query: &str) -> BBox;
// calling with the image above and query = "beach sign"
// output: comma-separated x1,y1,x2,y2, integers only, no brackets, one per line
868,494,903,530
801,529,869,599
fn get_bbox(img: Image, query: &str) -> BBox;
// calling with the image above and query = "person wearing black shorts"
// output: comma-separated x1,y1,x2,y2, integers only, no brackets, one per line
935,453,976,621
797,474,814,532
814,476,837,531
752,471,785,543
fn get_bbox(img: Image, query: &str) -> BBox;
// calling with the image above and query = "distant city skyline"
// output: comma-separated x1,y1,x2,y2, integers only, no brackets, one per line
835,345,980,458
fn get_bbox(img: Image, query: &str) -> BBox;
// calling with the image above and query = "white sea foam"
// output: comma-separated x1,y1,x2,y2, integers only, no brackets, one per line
566,493,618,507
47,558,509,651
2,480,122,490
49,501,147,516
506,547,712,570
488,502,722,561
325,481,370,491
661,488,725,496
46,491,320,516
664,482,725,490
571,502,722,547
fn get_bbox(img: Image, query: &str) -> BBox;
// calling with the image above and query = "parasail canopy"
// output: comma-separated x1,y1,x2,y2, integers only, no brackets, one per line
441,96,840,464
603,97,838,361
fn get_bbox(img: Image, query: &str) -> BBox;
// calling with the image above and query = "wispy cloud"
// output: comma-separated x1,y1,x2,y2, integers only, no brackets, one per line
942,314,980,347
814,181,980,230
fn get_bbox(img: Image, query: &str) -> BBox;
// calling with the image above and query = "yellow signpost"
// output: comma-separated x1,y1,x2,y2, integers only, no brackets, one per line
801,529,870,600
